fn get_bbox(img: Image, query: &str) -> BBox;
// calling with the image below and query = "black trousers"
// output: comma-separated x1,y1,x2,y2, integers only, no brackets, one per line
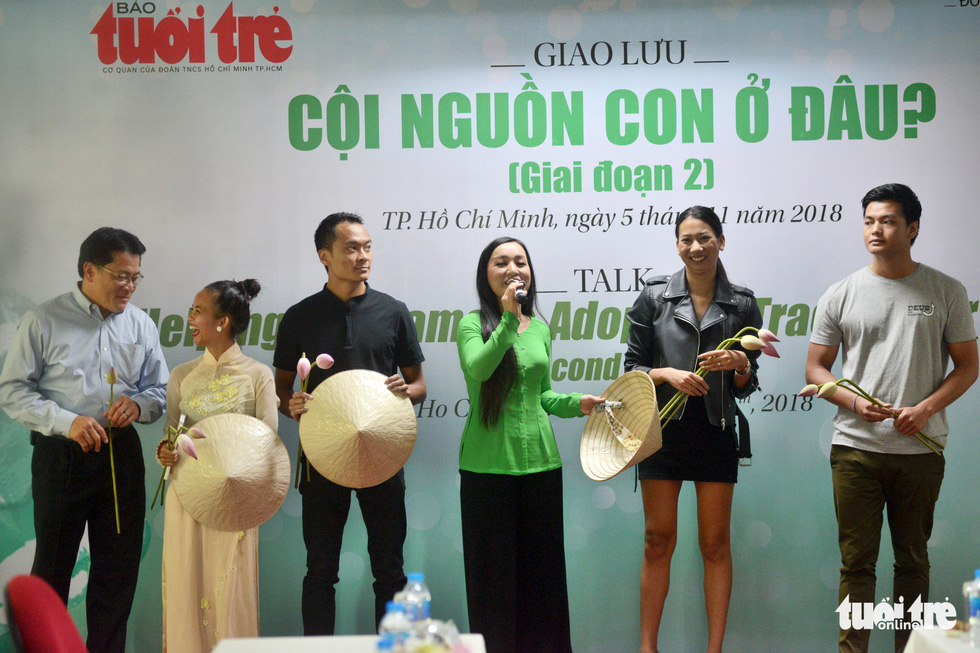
30,427,145,653
459,467,573,653
300,465,408,635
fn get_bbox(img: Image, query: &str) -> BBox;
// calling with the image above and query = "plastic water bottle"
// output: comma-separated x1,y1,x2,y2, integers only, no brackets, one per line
378,601,412,648
968,569,980,649
965,574,976,634
402,572,432,622
376,632,395,652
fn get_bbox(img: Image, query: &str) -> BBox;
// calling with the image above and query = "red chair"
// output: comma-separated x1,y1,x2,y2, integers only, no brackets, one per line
4,575,88,653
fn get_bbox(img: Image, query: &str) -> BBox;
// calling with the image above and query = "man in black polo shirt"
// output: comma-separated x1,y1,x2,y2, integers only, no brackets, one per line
274,212,426,635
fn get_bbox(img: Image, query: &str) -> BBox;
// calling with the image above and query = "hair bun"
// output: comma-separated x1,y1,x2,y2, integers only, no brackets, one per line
238,278,261,300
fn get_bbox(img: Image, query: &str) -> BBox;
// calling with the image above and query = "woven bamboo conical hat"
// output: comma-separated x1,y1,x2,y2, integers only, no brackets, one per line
580,370,662,481
173,413,290,531
299,370,417,488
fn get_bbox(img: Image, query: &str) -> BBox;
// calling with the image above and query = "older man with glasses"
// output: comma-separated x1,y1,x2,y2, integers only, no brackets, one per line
0,226,168,653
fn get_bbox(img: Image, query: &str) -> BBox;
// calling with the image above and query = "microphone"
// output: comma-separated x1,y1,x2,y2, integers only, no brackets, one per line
514,282,530,306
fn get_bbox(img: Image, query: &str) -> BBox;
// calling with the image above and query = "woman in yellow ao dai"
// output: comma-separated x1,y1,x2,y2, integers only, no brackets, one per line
158,280,278,653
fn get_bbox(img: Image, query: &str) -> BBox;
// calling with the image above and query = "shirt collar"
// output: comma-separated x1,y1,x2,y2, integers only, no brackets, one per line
663,267,736,305
321,282,371,307
203,342,243,365
71,283,110,319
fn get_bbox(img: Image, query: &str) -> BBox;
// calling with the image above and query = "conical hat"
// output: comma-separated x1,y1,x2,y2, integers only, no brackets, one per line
580,370,662,481
299,369,417,488
173,413,290,532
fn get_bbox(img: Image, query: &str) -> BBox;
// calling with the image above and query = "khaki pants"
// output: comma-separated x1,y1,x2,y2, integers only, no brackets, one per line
830,444,945,653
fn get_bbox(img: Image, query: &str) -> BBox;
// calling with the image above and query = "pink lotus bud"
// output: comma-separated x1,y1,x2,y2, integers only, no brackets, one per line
297,356,311,380
758,329,780,343
817,382,838,399
740,335,765,351
316,353,334,370
106,367,118,385
176,433,199,459
798,384,819,397
761,342,780,358
188,427,206,439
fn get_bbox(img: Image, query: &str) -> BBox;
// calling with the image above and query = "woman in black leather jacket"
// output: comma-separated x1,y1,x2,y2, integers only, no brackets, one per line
625,205,762,653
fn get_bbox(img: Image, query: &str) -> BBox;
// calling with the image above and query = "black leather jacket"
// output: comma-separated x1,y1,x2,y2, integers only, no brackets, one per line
624,268,762,430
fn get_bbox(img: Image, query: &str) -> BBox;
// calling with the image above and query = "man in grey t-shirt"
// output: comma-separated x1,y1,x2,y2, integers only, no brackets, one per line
806,183,977,653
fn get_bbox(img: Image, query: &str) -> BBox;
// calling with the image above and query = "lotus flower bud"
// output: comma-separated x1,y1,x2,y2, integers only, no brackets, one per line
740,335,765,351
176,433,199,459
297,355,312,380
316,353,334,370
188,427,206,439
817,382,838,398
761,342,780,358
106,367,118,385
758,329,780,343
798,384,819,397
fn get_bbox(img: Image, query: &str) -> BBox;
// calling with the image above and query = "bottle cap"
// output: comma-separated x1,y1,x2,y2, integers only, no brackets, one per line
386,601,405,612
408,572,425,582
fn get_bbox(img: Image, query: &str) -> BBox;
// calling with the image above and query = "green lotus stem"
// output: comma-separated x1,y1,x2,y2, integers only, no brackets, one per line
835,378,944,455
295,353,314,488
730,326,762,340
660,394,689,426
106,369,121,534
659,360,715,426
108,435,120,533
656,326,775,431
659,366,709,424
294,441,305,489
151,423,188,509
150,429,175,509
151,468,167,509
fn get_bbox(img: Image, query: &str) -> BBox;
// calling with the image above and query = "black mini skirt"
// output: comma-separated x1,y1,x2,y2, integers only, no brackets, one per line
636,395,738,483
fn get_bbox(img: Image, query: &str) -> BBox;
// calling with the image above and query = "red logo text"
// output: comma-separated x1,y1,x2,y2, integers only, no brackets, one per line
91,3,293,65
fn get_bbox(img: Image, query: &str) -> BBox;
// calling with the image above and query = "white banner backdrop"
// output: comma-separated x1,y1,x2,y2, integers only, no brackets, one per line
1,1,978,651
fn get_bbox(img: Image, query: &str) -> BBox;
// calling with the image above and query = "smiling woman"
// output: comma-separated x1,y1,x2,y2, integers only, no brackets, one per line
188,290,226,350
455,236,604,653
623,205,764,653
157,278,279,653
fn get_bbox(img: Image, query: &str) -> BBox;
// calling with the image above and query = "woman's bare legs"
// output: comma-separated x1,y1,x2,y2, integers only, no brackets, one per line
640,479,683,653
694,481,734,653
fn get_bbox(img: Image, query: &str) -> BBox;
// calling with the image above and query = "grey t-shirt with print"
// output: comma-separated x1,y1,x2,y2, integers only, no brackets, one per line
811,264,976,454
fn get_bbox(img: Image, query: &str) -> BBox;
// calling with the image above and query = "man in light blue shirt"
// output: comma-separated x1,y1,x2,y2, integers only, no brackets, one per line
0,227,168,653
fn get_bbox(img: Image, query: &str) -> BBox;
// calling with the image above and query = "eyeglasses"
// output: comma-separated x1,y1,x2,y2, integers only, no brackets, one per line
98,266,144,287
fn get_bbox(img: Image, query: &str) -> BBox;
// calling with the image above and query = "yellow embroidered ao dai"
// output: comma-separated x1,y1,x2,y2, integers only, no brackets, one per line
161,344,279,652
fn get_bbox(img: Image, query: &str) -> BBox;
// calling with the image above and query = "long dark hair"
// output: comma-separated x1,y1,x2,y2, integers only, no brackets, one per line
675,205,729,283
474,237,538,427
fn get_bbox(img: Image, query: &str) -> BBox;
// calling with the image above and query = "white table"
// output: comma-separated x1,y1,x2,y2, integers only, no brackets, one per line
903,627,974,653
213,633,486,653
